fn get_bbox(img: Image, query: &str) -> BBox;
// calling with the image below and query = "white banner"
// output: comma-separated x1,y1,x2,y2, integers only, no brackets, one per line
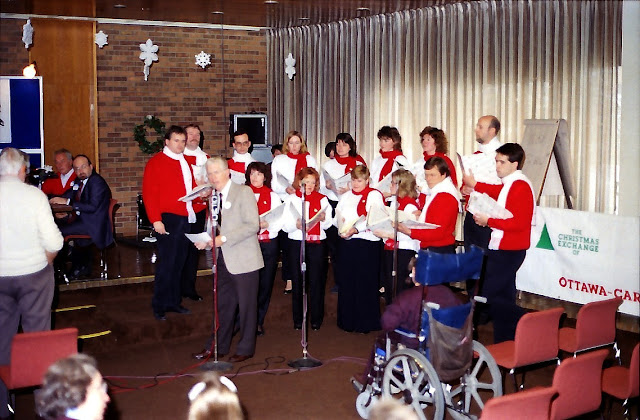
517,207,639,316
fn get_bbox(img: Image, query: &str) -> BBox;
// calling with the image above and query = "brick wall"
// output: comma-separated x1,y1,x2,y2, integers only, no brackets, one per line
1,19,268,236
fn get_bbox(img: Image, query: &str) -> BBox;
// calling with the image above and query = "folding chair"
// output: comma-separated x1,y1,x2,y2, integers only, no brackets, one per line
602,342,639,420
480,386,557,420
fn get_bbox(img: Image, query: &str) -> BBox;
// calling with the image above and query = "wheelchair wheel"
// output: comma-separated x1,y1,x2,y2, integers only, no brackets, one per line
381,348,445,420
444,340,502,419
355,386,379,419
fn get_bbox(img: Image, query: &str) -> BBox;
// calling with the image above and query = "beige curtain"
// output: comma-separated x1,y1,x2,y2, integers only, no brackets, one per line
267,0,621,213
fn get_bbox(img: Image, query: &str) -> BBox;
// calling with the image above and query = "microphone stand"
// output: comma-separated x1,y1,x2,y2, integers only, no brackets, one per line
202,191,232,372
288,182,322,369
391,180,400,301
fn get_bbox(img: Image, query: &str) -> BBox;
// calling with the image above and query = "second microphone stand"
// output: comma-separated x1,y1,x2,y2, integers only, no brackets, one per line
201,191,232,372
288,183,322,369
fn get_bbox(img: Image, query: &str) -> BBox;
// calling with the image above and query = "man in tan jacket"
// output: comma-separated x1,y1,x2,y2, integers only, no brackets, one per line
193,157,264,363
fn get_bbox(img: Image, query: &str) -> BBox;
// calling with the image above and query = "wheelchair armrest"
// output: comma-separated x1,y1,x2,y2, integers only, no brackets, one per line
393,328,417,338
473,295,487,303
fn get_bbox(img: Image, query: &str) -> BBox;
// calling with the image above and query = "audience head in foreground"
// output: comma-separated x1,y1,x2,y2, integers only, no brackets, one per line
188,373,244,420
36,354,110,420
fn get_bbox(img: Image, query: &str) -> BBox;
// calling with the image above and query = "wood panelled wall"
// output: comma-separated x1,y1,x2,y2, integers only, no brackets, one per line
1,18,268,235
30,19,97,169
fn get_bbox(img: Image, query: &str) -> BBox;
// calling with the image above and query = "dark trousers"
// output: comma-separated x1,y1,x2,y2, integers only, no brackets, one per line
278,230,292,283
482,249,527,343
380,248,415,305
463,213,492,296
0,264,54,418
152,213,190,313
181,210,206,297
257,238,279,327
325,199,340,285
206,250,259,356
289,239,326,328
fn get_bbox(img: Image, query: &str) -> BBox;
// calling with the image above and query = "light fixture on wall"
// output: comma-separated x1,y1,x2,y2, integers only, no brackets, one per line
22,62,37,78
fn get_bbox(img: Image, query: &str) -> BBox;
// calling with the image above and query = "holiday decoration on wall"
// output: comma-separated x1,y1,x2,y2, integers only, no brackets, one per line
134,115,166,154
195,51,211,69
95,30,108,48
285,53,296,80
22,19,33,49
139,39,159,81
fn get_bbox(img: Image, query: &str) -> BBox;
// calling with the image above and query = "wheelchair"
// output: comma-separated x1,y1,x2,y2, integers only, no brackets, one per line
354,246,502,419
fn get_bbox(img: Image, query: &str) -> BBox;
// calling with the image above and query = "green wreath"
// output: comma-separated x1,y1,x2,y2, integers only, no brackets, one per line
134,115,166,154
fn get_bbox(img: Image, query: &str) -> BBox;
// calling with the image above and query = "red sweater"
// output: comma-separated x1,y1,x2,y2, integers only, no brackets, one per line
410,193,458,248
475,180,534,250
142,153,205,223
41,172,76,196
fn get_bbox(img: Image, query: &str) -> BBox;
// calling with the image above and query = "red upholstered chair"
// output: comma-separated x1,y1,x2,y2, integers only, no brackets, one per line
549,349,608,420
480,387,557,420
602,342,639,420
0,328,78,413
64,198,118,280
558,297,623,363
486,307,564,392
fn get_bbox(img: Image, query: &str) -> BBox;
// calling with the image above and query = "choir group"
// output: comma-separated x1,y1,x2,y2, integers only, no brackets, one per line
241,125,463,334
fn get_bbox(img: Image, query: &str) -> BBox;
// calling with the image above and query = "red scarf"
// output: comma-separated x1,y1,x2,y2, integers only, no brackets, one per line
227,158,246,174
334,154,366,175
384,196,418,250
378,150,403,181
287,152,311,176
295,190,324,241
251,185,272,241
352,186,377,217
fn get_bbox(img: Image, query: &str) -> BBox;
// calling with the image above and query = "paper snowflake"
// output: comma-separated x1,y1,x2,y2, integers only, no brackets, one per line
22,19,33,49
285,53,296,80
95,30,108,48
195,51,211,69
139,39,159,81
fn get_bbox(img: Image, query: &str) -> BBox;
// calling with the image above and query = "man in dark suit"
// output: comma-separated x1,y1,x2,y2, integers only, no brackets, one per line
192,157,264,363
50,154,113,278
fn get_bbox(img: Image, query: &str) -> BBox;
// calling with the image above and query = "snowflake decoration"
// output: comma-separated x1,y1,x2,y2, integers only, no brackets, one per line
95,30,108,48
285,53,296,80
139,39,159,81
195,51,211,69
22,19,33,49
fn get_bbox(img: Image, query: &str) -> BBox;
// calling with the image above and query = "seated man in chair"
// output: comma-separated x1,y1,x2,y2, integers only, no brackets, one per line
50,154,113,279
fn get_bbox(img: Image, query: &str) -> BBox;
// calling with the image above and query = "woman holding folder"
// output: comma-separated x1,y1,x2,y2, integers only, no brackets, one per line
281,168,332,330
245,161,283,336
334,165,385,333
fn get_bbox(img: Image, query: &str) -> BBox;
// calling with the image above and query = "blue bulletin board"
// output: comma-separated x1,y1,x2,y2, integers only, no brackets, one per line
0,76,45,168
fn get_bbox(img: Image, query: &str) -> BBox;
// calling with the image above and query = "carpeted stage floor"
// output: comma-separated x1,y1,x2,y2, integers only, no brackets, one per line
12,239,639,419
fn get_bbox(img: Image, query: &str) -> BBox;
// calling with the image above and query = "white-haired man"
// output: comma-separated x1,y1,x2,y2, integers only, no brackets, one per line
0,147,63,418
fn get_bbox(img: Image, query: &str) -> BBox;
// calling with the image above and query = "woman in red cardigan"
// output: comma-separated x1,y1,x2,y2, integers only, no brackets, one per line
397,156,460,254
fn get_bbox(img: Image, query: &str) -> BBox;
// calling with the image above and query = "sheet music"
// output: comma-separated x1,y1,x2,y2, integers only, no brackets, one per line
260,202,286,225
466,191,513,219
185,232,212,244
336,208,364,236
306,204,330,231
459,153,501,184
178,184,214,202
276,172,292,189
376,172,394,194
322,169,351,195
366,204,418,235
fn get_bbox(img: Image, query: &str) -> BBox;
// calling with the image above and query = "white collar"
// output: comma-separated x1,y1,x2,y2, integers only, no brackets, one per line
478,137,501,154
232,150,253,162
162,146,184,160
184,146,205,157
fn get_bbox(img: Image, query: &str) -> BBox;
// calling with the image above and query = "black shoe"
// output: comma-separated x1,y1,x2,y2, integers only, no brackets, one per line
183,294,203,302
166,305,191,314
153,311,166,321
256,325,265,336
68,266,91,280
311,324,321,331
294,324,302,330
192,349,211,360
